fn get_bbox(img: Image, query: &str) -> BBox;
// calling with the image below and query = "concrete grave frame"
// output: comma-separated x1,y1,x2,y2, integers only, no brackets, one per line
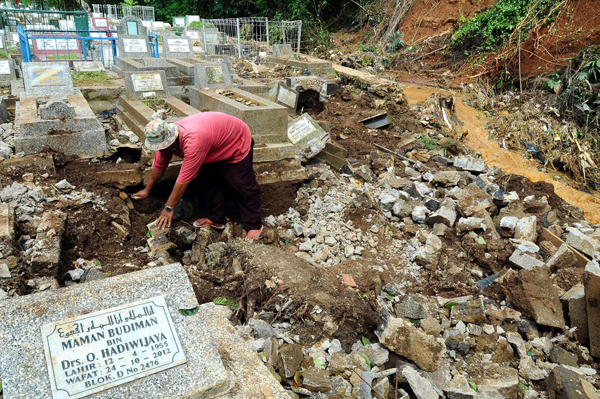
162,36,194,59
193,62,233,90
273,44,294,59
123,70,170,99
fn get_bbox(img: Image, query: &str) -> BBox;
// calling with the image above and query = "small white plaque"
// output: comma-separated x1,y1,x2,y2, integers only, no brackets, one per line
167,38,190,53
174,17,185,27
132,73,163,92
123,38,148,53
185,31,199,39
0,36,4,49
288,117,316,144
36,38,79,51
94,18,108,28
0,60,11,75
41,296,186,399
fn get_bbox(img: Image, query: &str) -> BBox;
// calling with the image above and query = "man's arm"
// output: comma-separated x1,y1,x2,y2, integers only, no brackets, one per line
155,182,188,229
132,168,166,200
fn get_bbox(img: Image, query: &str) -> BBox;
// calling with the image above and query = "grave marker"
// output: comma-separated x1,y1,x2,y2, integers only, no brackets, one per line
72,61,106,72
124,71,170,98
22,62,74,97
0,264,231,399
0,34,5,50
288,113,331,160
185,15,200,26
32,35,83,61
194,62,233,90
273,44,294,60
0,56,16,85
162,37,193,59
92,17,109,30
173,17,185,28
42,296,186,399
268,81,299,112
116,16,151,58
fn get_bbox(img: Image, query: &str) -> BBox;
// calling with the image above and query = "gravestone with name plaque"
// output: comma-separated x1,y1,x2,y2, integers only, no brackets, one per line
273,44,294,60
123,70,170,99
162,36,193,59
194,62,233,90
0,54,17,85
116,16,151,59
0,264,238,399
22,62,74,97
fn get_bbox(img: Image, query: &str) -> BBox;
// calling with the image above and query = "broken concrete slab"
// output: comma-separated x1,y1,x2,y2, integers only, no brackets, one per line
515,216,537,242
502,268,565,329
546,365,598,399
453,156,486,173
584,261,600,358
540,227,589,268
28,210,67,273
96,169,142,188
0,204,14,241
566,227,600,258
509,249,545,270
376,313,445,371
546,243,577,271
426,198,457,227
560,284,588,346
449,184,493,216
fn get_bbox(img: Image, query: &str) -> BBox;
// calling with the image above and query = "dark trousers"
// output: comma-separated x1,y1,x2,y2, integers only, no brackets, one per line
199,140,262,230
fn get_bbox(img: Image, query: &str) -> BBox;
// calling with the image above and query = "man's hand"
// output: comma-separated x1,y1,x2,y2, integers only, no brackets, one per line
156,208,174,229
132,188,150,200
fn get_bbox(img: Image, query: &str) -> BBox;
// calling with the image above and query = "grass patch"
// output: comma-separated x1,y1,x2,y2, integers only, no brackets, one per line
72,71,111,86
143,96,165,110
45,53,83,60
0,51,9,59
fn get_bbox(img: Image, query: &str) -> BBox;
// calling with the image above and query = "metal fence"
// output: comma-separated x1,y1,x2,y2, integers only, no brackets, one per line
17,25,160,68
92,4,155,21
184,17,301,58
0,8,88,34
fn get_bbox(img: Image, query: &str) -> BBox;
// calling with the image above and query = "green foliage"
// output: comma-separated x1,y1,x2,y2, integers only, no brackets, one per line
0,51,8,59
358,353,371,370
547,72,561,90
72,72,111,86
361,336,372,346
451,0,560,53
178,307,200,316
213,297,239,310
387,31,404,53
121,0,138,6
188,21,216,29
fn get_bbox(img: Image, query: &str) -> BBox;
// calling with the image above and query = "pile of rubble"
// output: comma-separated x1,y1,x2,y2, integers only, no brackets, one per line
250,143,600,398
0,122,16,159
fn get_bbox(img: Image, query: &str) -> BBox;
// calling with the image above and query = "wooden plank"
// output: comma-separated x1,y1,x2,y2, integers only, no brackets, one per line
539,227,589,268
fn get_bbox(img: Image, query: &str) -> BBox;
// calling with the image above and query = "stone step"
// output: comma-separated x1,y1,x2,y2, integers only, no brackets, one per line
254,143,296,163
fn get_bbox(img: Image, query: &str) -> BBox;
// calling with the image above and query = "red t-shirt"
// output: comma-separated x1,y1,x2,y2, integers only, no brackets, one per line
152,112,251,184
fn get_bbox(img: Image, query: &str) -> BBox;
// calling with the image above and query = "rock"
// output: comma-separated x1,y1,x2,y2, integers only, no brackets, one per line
584,261,600,357
423,198,441,212
409,182,434,200
502,268,565,329
412,206,429,224
444,374,476,399
279,344,303,378
265,215,277,227
432,223,448,236
420,317,442,337
509,249,545,270
302,367,331,392
456,217,486,235
506,331,528,358
546,243,577,271
299,240,313,252
176,227,197,245
475,366,520,398
426,198,457,227
433,156,453,166
376,314,445,371
449,184,493,216
546,365,599,399
519,356,548,381
450,298,486,324
515,216,537,242
454,156,485,173
431,171,460,187
250,319,275,339
493,190,519,207
67,268,84,281
549,346,578,367
328,352,355,374
560,284,588,346
540,240,558,258
403,368,440,399
566,228,600,257
396,296,429,319
55,179,75,192
328,375,353,397
362,343,389,366
499,216,518,238
83,267,108,282
379,190,399,212
109,139,120,146
392,200,405,217
373,377,390,399
510,239,540,254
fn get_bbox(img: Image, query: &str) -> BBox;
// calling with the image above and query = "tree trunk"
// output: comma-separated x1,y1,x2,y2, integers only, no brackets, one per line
74,0,92,14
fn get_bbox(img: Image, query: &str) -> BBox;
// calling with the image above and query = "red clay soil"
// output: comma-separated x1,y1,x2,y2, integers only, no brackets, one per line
399,0,497,45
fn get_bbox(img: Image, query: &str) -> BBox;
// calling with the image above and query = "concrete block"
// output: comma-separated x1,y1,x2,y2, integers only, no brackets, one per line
561,285,589,346
502,268,565,329
584,261,600,357
547,243,577,271
515,216,537,242
0,204,14,240
567,228,600,257
189,87,288,144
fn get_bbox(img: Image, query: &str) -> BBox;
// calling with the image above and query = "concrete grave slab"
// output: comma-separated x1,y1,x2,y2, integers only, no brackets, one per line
193,62,233,90
140,58,180,78
22,62,75,98
123,71,170,99
267,81,299,113
273,44,294,59
73,61,106,72
0,263,232,399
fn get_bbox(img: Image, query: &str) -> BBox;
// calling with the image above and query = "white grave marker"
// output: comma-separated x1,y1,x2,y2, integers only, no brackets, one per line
123,38,148,53
132,73,164,92
167,38,190,53
0,60,10,75
41,296,186,399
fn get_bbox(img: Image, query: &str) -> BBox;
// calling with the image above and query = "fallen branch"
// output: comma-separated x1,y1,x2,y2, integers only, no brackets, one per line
413,45,447,61
373,143,416,164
